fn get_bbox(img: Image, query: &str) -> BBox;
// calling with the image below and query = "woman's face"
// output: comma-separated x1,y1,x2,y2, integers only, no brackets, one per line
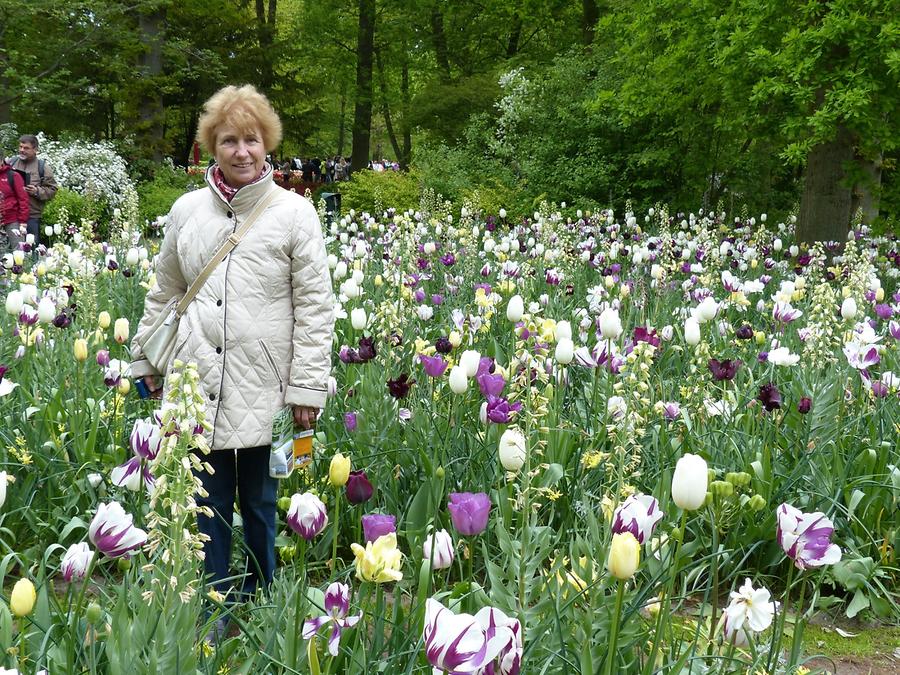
214,124,266,188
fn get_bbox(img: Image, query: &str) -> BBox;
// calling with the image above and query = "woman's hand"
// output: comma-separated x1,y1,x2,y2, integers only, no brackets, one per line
292,405,319,430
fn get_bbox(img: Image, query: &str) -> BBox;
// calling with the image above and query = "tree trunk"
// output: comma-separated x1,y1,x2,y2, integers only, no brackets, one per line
375,49,403,168
137,5,166,162
797,124,855,243
400,56,411,168
430,3,452,82
582,0,599,46
850,154,882,225
256,0,276,89
350,0,376,172
337,83,347,157
506,15,522,57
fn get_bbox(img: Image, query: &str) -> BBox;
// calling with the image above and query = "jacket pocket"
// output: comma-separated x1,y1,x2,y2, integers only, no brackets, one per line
259,339,284,392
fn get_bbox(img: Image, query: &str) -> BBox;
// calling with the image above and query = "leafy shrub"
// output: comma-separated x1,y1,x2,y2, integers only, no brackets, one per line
136,162,195,229
335,169,422,214
41,187,93,230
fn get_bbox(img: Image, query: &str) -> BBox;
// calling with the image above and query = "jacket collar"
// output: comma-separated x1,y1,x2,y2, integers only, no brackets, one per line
205,162,275,216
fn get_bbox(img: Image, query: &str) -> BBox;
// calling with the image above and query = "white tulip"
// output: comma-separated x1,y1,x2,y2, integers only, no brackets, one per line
125,248,140,266
499,208,507,219
840,297,857,320
448,366,468,394
37,297,56,323
684,318,701,346
350,308,367,330
506,295,524,322
695,296,719,323
333,261,348,279
0,471,6,509
773,238,782,252
459,350,481,378
555,320,572,341
423,529,454,570
598,307,623,340
555,338,574,365
672,453,708,511
498,427,526,471
5,290,24,316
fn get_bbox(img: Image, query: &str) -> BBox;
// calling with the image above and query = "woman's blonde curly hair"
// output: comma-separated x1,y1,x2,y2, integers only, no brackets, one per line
197,84,282,153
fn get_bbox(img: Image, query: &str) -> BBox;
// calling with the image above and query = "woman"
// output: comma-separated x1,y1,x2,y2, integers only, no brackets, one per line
1,160,30,252
130,85,334,602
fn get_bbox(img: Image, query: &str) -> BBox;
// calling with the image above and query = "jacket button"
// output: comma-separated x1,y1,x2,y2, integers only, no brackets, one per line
226,211,234,218
209,393,216,401
216,299,222,306
216,346,222,354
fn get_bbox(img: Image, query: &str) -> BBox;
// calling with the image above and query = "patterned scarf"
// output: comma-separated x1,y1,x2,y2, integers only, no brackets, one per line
211,163,267,202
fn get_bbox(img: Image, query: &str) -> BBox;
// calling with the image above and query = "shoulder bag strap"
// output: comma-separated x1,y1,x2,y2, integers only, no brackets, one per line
174,186,282,317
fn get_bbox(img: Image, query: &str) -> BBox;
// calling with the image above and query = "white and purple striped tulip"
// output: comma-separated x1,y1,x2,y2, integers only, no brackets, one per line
889,320,900,340
775,503,842,570
286,492,328,540
88,501,147,558
129,418,162,460
424,598,514,674
473,605,523,675
423,529,454,570
110,457,154,493
60,542,94,582
611,494,664,544
772,302,802,323
302,582,361,657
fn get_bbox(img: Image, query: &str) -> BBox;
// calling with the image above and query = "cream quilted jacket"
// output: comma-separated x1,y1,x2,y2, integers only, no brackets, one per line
130,165,335,450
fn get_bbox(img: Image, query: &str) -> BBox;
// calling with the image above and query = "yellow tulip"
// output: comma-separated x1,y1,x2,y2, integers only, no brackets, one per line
350,532,403,583
117,379,131,396
329,453,351,488
10,578,36,617
98,311,111,329
74,338,89,362
113,318,130,344
607,532,640,580
448,330,462,348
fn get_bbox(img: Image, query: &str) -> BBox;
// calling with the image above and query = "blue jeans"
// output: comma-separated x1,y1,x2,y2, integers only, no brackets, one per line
194,446,277,599
26,217,40,246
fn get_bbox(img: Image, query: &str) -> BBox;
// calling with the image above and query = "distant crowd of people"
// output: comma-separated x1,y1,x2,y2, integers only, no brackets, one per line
272,156,401,184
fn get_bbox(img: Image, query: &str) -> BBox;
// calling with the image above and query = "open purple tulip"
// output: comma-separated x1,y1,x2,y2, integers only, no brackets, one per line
362,513,396,543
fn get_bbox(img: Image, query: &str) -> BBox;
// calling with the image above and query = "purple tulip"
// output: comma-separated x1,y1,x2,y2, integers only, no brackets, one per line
431,294,444,306
889,320,900,340
357,337,376,362
612,494,665,544
776,503,842,570
419,354,448,378
477,371,506,398
485,395,522,424
89,502,147,558
286,492,329,540
874,304,892,320
735,325,754,340
95,349,110,367
302,582,362,656
344,412,358,432
346,470,374,504
447,492,491,536
660,401,681,420
0,365,7,383
362,513,396,543
797,397,812,414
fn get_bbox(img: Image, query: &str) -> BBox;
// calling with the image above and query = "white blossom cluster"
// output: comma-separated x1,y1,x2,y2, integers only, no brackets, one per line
37,134,138,210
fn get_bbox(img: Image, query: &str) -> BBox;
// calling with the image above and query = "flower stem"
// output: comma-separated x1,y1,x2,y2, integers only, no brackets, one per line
331,489,341,572
768,562,795,672
604,580,626,675
707,505,720,653
291,538,308,667
788,574,807,666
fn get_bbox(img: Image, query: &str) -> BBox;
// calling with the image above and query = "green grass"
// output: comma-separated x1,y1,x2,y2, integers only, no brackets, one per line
803,624,900,659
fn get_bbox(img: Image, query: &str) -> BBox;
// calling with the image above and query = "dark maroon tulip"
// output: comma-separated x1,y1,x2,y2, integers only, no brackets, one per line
758,382,782,412
435,337,453,354
346,470,374,504
633,326,661,348
797,397,812,414
708,358,742,381
357,337,377,363
361,513,396,543
735,325,754,340
387,373,415,399
0,364,7,382
447,492,491,536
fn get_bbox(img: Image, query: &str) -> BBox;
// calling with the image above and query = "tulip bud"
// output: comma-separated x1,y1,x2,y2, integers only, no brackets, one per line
98,311,111,329
10,578,36,617
840,297,857,321
329,453,351,487
448,366,468,394
607,532,640,580
555,320,572,341
459,350,480,377
506,295,524,322
875,287,884,302
555,338,574,364
117,379,131,396
423,529,454,570
350,308,367,330
671,453,708,511
498,427,526,471
74,338,89,362
684,318,701,346
113,318,129,344
448,330,462,348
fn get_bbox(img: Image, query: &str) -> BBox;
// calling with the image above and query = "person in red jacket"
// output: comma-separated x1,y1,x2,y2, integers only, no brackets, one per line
0,162,30,252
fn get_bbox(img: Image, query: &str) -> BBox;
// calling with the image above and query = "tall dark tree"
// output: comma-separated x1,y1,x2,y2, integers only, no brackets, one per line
351,0,376,171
